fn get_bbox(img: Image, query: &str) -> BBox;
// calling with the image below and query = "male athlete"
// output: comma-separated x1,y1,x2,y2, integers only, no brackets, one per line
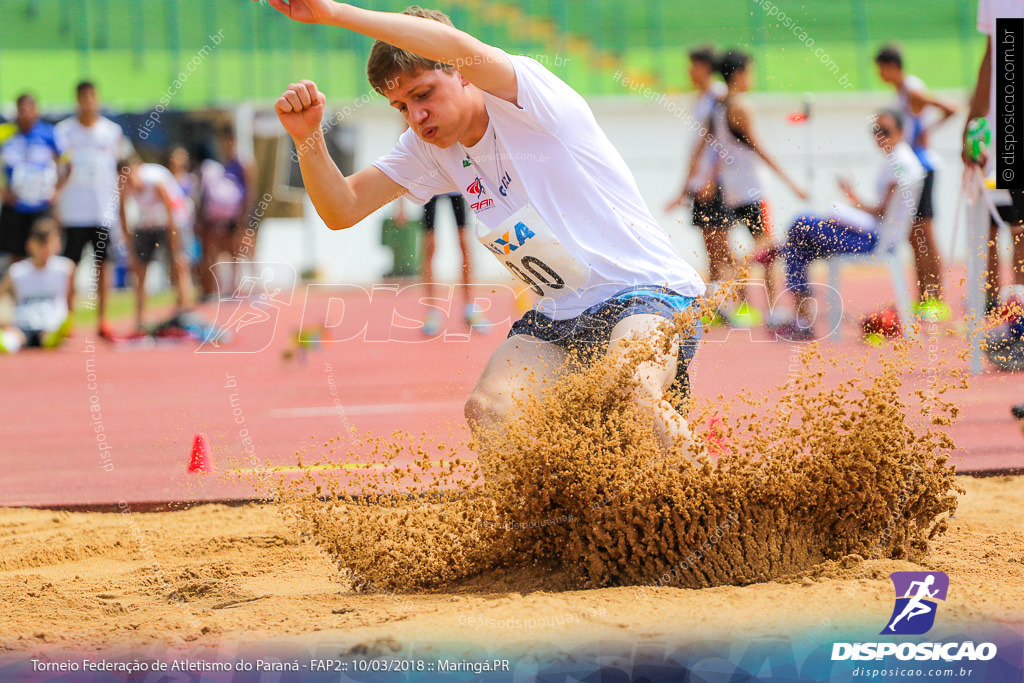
262,1,706,455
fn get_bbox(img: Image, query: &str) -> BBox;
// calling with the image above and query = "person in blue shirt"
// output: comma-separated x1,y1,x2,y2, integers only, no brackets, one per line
0,94,62,261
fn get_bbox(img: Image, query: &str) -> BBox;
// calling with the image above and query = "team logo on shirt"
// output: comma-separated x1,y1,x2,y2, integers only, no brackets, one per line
471,198,494,212
466,177,484,197
497,171,512,197
485,220,535,256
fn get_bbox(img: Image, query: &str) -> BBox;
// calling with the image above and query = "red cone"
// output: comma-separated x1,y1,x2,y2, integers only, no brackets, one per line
188,433,212,473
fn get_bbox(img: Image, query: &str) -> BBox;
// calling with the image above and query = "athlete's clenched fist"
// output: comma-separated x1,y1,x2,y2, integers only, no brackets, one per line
275,80,327,141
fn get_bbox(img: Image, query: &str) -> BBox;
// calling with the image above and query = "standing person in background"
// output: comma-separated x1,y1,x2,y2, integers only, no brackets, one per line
665,46,731,320
0,94,62,263
118,157,190,334
55,81,134,339
418,191,491,335
166,145,201,292
688,50,808,328
875,45,959,317
962,0,1024,313
196,127,254,299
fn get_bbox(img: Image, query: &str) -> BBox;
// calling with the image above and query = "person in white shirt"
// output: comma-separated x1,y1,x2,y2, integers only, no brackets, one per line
118,158,190,334
775,110,925,340
0,218,74,353
680,50,808,328
875,45,959,310
55,81,135,339
665,46,731,294
263,0,707,457
963,0,1024,311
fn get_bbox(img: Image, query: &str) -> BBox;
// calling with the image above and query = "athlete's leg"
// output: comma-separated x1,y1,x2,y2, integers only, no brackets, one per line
910,217,944,300
1012,221,1024,286
132,260,149,332
422,231,436,300
464,334,569,440
606,314,696,459
702,228,732,283
988,219,1001,312
96,259,110,333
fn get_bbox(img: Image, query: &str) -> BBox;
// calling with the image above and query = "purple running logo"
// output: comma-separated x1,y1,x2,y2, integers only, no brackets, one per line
881,571,949,635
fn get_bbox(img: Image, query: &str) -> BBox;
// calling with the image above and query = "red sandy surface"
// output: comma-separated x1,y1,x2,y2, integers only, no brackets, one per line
2,266,1021,508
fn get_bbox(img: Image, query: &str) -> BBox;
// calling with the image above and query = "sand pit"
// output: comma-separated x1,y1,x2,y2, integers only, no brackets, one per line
0,475,1020,659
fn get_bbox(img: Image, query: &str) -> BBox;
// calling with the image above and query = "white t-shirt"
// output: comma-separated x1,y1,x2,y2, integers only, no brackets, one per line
831,141,924,252
54,116,133,228
10,255,74,332
130,163,187,229
688,81,727,193
711,98,764,208
373,53,705,319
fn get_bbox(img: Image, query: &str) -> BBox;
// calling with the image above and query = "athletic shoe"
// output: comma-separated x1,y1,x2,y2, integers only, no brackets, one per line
700,308,729,327
726,301,763,328
97,323,116,341
465,304,492,334
773,320,816,342
423,310,442,336
42,318,72,349
1011,403,1024,420
914,299,951,322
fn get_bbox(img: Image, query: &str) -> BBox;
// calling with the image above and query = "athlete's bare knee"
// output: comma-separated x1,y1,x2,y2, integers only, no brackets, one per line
464,388,508,433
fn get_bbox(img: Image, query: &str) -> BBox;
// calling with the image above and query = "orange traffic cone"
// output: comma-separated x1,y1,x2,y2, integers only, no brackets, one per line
188,433,212,473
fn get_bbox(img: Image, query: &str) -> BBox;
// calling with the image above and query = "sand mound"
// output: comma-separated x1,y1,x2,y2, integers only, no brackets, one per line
277,304,961,592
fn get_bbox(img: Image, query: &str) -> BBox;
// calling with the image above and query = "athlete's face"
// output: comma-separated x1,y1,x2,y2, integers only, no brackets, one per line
734,65,753,92
871,114,901,150
15,97,37,132
688,60,712,89
168,148,189,174
876,62,900,85
77,87,99,117
385,68,473,148
27,233,60,264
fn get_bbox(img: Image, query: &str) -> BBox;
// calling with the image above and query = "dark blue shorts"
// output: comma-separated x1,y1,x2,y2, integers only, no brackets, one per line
508,286,702,407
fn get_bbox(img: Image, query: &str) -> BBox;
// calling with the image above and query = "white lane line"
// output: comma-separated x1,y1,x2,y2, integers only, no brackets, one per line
270,401,464,418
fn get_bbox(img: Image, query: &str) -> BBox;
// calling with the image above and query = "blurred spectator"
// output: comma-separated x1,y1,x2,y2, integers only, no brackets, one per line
665,46,731,313
55,81,135,339
0,217,74,353
118,157,190,334
0,94,62,263
876,44,958,313
774,110,924,340
689,50,808,327
962,0,1024,314
166,145,201,289
416,192,490,335
195,127,253,299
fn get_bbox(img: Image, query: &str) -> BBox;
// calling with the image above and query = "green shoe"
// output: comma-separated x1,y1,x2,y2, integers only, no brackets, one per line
42,318,72,349
728,302,763,328
914,300,951,323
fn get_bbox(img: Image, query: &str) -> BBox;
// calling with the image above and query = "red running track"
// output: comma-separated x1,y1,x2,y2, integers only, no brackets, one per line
1,269,1021,508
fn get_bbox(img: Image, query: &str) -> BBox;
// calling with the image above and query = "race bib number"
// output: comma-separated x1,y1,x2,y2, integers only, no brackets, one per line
478,203,590,298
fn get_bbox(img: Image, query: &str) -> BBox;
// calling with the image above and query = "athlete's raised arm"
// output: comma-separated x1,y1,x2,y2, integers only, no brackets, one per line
260,0,518,103
276,80,405,230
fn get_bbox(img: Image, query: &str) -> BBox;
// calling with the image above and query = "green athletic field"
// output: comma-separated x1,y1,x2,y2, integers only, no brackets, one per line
0,0,982,109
